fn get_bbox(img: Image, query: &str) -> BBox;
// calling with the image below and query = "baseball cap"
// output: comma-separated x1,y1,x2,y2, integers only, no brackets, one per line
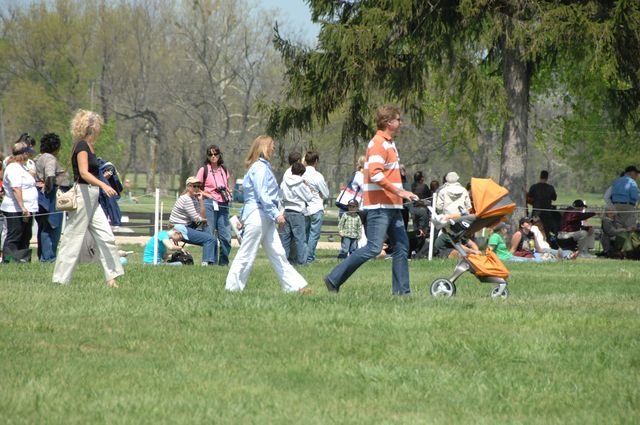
572,199,587,208
12,142,36,156
493,222,509,232
172,224,189,241
445,171,459,183
347,199,359,207
519,216,532,226
185,176,201,186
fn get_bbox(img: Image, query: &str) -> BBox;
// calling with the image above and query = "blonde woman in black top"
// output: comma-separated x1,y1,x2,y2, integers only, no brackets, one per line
52,110,123,287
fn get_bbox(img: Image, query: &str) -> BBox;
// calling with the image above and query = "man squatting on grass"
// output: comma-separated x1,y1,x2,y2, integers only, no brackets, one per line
324,105,418,295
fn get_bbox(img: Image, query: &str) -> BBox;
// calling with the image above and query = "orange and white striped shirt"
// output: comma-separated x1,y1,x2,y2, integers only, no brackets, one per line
363,130,403,210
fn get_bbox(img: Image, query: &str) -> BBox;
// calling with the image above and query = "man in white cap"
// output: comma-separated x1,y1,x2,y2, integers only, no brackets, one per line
435,171,472,216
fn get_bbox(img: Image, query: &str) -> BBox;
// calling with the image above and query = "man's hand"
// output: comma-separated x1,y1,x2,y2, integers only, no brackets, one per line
276,214,285,225
397,189,418,201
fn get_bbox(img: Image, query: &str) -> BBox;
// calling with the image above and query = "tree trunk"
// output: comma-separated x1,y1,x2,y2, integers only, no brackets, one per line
470,120,501,181
500,34,530,219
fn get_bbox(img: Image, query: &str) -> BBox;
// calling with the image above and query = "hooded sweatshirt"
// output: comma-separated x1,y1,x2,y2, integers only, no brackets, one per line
436,182,472,216
280,173,313,213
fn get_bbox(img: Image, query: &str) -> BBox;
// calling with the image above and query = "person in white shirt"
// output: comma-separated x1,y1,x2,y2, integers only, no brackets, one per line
303,151,330,264
436,171,472,215
280,161,314,265
1,141,39,262
530,215,577,260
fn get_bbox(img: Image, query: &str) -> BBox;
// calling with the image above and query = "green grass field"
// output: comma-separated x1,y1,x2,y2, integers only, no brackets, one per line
1,249,639,424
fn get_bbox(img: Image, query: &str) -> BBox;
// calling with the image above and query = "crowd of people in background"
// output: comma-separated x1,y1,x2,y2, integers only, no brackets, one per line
0,105,639,293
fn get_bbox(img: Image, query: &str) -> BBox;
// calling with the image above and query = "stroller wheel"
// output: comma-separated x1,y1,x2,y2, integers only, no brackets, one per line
430,278,456,298
490,285,509,299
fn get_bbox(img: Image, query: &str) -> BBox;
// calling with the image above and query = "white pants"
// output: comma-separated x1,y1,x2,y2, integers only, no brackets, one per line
225,209,308,292
52,184,124,284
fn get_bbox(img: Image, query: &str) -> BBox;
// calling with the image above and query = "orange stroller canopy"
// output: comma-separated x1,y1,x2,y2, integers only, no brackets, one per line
470,178,516,219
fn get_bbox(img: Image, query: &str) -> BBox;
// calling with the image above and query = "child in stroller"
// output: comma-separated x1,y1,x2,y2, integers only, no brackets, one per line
427,178,516,299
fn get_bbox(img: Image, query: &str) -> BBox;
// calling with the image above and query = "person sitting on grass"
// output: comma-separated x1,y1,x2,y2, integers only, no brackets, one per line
601,207,640,259
432,231,481,259
169,176,216,266
143,224,189,265
337,199,363,259
530,215,577,260
509,216,539,259
488,223,538,262
558,199,596,258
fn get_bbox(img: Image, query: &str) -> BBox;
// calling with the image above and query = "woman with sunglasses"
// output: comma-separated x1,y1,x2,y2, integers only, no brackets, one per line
196,144,233,266
169,176,216,265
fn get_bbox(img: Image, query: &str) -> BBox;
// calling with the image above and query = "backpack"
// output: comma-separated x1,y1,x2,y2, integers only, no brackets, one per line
168,251,194,265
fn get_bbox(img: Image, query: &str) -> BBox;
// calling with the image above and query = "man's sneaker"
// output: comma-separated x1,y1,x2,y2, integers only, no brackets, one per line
323,275,339,293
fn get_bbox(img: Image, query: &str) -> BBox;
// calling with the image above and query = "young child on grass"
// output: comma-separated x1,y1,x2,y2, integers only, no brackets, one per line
337,199,362,259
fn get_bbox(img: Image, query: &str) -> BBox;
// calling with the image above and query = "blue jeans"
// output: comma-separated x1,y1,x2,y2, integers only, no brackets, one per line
204,199,232,265
185,224,216,264
338,237,358,258
36,211,63,262
327,209,410,294
305,210,324,263
281,210,307,265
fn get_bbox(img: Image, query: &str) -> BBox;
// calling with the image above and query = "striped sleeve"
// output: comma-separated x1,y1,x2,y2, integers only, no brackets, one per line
363,132,403,209
170,195,202,224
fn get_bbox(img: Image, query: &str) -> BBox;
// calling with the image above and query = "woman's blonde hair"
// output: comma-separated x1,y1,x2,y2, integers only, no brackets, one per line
244,135,274,168
357,155,366,170
70,109,104,142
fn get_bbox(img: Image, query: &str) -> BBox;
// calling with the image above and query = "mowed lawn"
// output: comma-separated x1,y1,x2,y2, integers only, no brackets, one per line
1,251,639,424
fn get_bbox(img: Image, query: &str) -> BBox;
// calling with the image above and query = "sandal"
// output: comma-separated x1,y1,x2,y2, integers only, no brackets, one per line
106,279,119,288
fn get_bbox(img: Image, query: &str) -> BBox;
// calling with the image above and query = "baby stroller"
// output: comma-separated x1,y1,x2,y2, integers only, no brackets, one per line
428,178,516,299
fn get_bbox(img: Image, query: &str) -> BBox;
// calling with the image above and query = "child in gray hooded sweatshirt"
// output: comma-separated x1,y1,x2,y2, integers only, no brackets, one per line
280,162,314,265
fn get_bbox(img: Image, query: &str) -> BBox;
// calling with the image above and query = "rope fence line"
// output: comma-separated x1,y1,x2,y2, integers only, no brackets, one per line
0,204,636,222
513,205,638,214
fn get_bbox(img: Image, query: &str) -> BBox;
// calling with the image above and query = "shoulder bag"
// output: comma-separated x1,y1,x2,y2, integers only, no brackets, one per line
55,142,79,212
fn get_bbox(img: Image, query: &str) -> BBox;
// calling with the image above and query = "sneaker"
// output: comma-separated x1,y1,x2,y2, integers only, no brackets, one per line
323,275,339,293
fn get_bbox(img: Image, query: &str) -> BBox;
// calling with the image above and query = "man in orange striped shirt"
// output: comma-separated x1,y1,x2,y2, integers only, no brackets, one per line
324,105,418,294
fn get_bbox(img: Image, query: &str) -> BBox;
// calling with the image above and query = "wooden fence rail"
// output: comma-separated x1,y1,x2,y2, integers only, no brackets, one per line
115,212,342,241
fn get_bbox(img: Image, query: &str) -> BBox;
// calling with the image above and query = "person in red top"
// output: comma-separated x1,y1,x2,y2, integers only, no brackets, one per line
558,199,596,258
324,105,418,295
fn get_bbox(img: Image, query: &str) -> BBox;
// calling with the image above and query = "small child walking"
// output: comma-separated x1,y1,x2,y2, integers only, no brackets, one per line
337,199,362,259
